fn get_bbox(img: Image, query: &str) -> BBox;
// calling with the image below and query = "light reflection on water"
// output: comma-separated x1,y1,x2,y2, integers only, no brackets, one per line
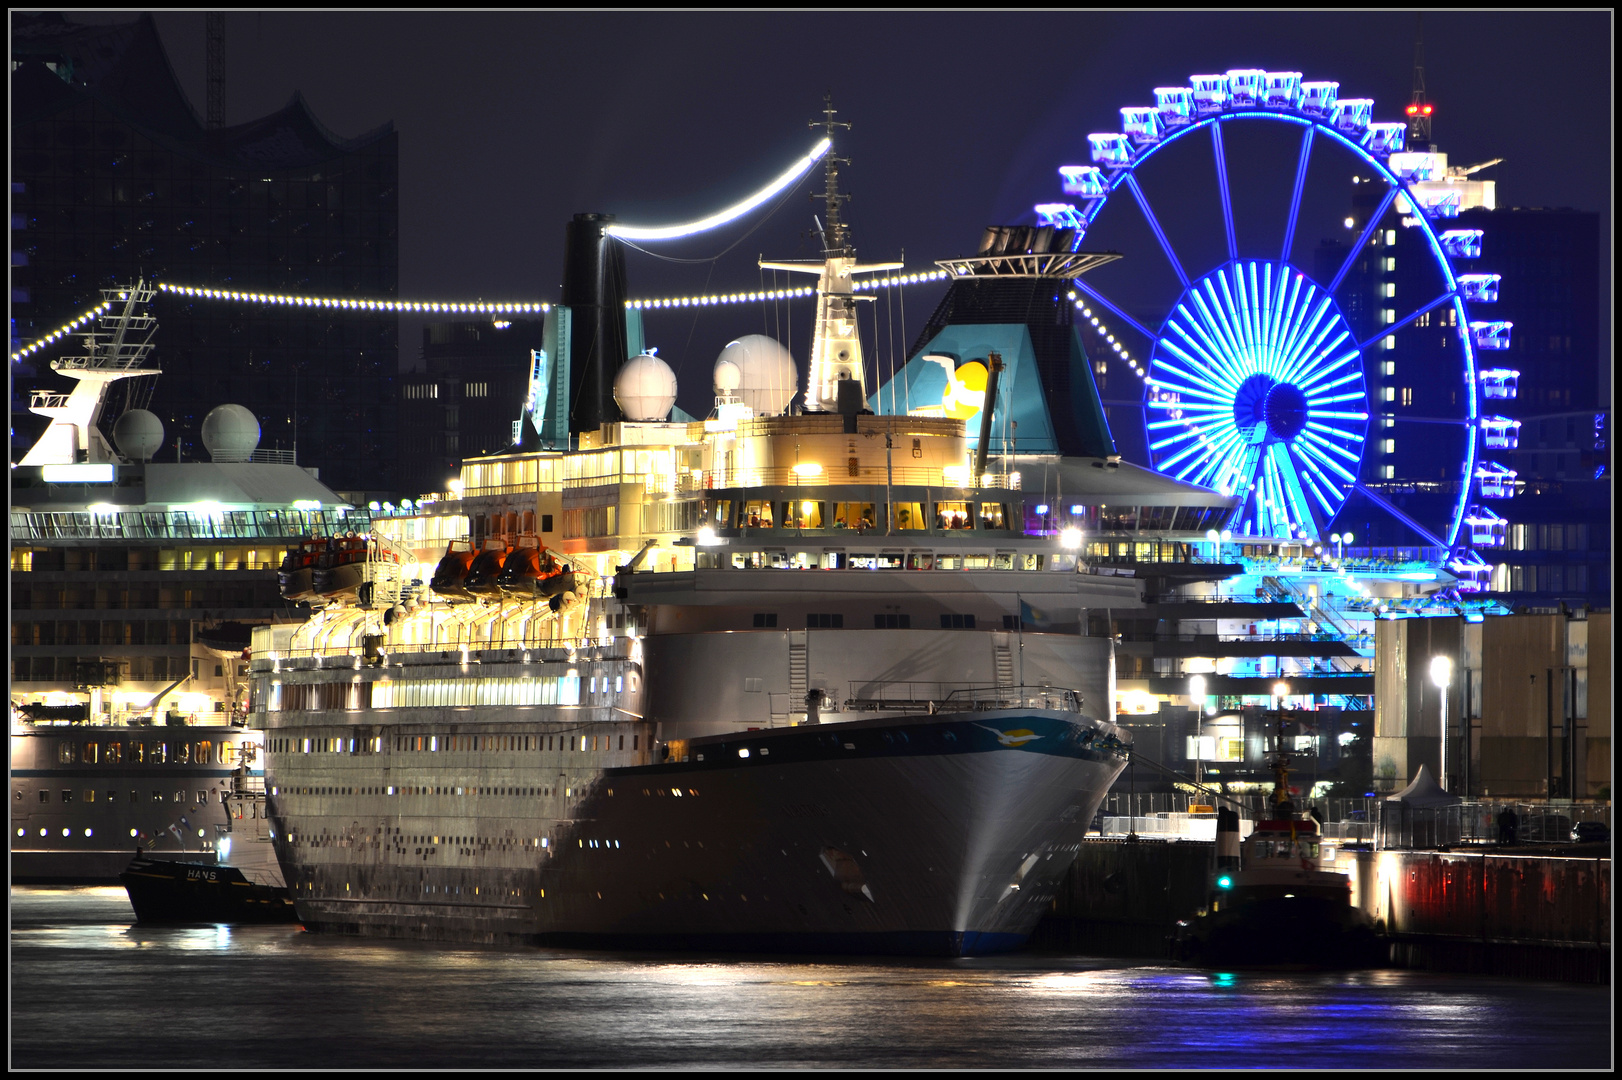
11,886,1610,1069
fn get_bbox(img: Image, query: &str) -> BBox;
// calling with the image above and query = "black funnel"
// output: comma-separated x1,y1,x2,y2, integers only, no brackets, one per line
561,213,629,435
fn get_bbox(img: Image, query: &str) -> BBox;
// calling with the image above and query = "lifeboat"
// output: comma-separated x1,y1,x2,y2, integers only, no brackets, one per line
277,538,327,601
429,539,478,602
460,538,513,597
494,535,578,601
312,535,374,600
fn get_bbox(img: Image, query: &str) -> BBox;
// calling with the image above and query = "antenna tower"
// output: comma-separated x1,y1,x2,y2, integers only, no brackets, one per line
1406,14,1432,148
206,13,224,129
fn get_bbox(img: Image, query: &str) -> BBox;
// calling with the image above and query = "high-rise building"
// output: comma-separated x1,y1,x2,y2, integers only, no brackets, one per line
1315,169,1607,612
10,13,400,500
399,319,546,499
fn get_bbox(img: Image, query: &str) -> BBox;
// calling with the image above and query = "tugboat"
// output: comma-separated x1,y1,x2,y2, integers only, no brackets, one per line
1170,714,1382,968
120,739,297,924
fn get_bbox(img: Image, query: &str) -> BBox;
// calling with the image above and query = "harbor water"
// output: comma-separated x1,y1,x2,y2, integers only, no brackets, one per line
10,886,1611,1069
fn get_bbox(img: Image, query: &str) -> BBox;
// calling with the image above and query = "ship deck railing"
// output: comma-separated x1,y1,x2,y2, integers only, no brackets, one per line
842,682,1082,714
10,509,375,543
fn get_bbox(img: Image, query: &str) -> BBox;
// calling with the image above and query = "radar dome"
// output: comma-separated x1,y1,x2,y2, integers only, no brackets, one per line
613,353,678,421
200,404,261,462
112,409,165,462
715,335,796,416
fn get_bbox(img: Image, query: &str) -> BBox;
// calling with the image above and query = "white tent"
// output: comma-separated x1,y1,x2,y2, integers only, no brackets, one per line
1385,763,1462,808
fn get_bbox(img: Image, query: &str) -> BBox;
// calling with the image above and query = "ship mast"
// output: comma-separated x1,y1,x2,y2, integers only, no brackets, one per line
19,279,160,466
760,95,902,414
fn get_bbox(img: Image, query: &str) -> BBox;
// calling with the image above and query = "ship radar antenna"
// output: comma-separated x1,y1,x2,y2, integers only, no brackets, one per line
761,98,902,414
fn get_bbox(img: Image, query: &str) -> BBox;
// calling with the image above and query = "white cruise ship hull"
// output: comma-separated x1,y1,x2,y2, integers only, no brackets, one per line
271,708,1126,955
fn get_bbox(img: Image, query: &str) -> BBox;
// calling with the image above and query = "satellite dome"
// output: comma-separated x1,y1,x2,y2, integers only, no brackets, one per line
613,352,678,421
200,404,261,462
112,409,164,462
715,335,796,416
714,358,743,394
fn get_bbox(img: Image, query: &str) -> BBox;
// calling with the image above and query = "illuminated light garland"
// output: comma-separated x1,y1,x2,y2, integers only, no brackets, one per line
1072,298,1143,378
625,269,947,311
606,138,832,241
11,302,114,362
156,282,550,315
18,269,948,357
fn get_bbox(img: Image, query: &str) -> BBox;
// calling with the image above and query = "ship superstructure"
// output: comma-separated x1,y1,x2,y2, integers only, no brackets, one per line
250,119,1238,954
10,282,366,881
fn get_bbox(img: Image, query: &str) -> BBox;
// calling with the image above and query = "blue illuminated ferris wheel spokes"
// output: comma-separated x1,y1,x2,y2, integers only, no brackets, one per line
1145,259,1368,539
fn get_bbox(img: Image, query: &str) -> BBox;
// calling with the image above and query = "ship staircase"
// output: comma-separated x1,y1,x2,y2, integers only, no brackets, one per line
1261,574,1375,708
992,631,1015,687
785,629,809,725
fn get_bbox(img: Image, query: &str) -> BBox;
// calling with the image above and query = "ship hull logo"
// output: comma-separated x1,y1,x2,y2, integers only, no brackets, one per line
974,725,1043,747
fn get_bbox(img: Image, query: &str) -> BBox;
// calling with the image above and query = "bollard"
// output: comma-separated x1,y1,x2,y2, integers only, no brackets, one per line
1216,807,1241,871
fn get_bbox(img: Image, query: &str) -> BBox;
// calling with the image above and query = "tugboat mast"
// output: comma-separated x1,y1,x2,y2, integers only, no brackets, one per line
760,95,902,414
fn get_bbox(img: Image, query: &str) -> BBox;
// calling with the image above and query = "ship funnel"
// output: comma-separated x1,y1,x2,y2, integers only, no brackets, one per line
561,213,630,435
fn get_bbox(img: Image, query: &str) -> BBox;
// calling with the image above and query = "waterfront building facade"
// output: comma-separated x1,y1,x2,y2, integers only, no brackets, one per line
10,12,400,500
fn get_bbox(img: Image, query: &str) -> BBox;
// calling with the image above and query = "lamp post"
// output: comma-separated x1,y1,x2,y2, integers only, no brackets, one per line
1430,655,1453,791
1271,680,1291,813
1190,674,1207,789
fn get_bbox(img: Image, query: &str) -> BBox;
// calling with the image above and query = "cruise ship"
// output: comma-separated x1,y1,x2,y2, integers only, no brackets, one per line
10,281,365,882
250,123,1237,953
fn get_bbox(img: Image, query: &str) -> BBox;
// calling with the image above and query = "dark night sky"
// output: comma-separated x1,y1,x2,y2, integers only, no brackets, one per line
64,11,1614,408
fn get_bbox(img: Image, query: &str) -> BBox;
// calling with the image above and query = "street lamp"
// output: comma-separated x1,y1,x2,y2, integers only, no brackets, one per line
1189,674,1207,787
1430,655,1453,791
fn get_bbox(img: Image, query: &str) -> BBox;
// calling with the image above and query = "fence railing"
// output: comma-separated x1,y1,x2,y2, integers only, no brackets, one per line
10,509,373,542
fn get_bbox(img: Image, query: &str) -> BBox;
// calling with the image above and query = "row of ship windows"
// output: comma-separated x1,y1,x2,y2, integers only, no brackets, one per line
20,827,210,841
720,551,1069,571
271,675,630,711
22,788,218,805
266,733,638,755
50,740,236,765
276,785,562,797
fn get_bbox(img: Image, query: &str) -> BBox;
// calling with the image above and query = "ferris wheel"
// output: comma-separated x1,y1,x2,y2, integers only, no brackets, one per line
1039,70,1513,553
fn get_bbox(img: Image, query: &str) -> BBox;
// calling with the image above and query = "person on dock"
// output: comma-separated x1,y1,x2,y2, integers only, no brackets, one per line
1497,806,1518,846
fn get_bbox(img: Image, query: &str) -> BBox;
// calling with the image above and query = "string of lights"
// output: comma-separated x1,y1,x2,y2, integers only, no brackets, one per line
155,282,551,315
10,301,114,363
13,270,950,361
1067,291,1147,382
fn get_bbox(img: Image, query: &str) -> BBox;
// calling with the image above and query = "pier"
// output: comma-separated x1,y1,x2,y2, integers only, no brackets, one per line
1036,837,1611,983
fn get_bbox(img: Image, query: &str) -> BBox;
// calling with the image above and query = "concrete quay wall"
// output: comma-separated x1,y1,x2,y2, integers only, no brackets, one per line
1032,839,1610,983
